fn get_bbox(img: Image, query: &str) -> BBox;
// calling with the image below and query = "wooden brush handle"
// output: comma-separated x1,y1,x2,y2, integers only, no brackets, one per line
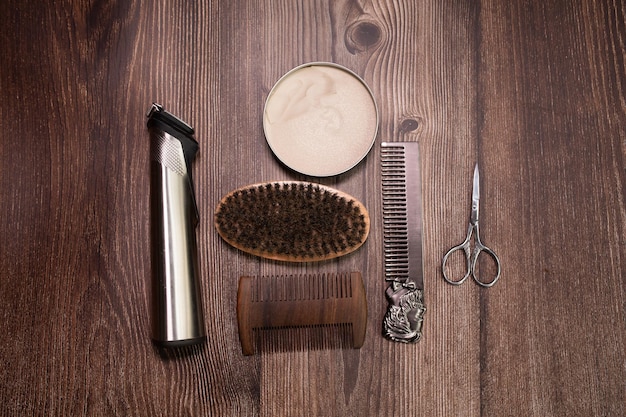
237,272,367,355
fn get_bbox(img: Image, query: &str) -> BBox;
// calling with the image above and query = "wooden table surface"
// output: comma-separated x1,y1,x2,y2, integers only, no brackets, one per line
1,1,624,416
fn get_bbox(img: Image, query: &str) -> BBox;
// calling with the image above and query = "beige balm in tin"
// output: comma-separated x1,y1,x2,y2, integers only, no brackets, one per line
263,63,379,177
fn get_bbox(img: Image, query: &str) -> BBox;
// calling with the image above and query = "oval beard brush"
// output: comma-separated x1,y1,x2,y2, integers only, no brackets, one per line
214,181,370,262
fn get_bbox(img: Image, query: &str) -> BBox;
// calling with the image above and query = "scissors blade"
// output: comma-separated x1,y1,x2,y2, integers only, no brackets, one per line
471,164,480,223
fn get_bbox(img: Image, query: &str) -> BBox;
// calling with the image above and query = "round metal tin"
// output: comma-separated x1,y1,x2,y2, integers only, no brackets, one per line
263,62,379,177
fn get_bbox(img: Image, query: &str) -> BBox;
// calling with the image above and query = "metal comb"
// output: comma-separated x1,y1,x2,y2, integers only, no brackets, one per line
381,142,426,343
237,272,367,355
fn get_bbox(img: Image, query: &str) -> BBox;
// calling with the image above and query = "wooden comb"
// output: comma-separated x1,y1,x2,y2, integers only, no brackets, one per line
237,272,367,355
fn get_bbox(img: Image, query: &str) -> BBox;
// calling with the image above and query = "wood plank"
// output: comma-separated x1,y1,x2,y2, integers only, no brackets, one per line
477,1,626,415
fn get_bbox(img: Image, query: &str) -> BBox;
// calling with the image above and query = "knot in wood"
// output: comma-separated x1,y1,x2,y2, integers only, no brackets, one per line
400,118,420,133
345,21,382,54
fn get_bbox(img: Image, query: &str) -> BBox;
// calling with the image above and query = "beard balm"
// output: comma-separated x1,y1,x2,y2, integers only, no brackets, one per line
263,63,379,177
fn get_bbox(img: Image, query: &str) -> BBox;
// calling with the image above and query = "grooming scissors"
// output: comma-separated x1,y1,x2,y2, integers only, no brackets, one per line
442,164,501,287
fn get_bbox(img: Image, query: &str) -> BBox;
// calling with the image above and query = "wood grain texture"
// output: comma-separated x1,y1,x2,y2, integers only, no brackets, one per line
0,0,624,416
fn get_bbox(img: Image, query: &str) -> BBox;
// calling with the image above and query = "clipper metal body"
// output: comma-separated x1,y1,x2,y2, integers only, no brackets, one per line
146,103,206,347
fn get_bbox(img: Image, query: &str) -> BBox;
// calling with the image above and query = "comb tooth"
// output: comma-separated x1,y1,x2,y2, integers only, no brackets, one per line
323,273,329,299
384,219,407,225
385,246,409,254
385,253,409,259
275,275,281,301
337,273,342,298
282,275,289,301
316,274,322,300
383,207,407,212
385,257,409,268
386,237,408,243
275,276,281,301
383,231,407,237
385,256,409,262
385,248,408,254
339,275,349,297
251,277,257,302
386,257,409,264
347,273,353,298
384,238,408,243
286,276,292,301
384,224,408,230
272,275,279,301
385,231,408,237
385,237,408,243
383,223,407,229
308,274,315,300
386,266,409,273
327,273,333,298
314,275,319,299
326,273,330,298
385,229,408,235
385,250,409,257
263,276,270,301
385,230,408,236
294,277,305,301
260,277,268,302
386,252,408,258
384,221,408,227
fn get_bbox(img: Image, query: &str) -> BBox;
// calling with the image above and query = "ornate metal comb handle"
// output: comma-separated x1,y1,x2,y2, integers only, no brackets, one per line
381,142,425,343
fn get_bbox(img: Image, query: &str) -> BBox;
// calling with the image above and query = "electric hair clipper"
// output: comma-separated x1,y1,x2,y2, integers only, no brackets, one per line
146,103,206,347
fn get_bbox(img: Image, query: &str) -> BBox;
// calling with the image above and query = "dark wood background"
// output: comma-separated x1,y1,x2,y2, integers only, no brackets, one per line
1,0,624,416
